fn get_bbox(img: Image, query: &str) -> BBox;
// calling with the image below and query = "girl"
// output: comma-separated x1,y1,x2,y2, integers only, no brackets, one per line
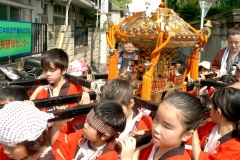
119,92,205,160
101,79,152,138
0,101,64,160
51,100,126,160
192,87,240,159
68,59,93,92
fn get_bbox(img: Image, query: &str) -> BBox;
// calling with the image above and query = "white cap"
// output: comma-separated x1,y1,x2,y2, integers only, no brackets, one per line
0,101,54,145
199,61,211,70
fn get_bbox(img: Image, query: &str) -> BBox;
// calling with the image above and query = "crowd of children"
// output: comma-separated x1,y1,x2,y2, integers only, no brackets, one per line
1,47,240,160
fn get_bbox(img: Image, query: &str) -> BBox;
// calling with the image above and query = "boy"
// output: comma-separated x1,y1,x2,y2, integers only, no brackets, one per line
0,85,30,104
30,48,90,134
51,100,126,160
30,48,83,103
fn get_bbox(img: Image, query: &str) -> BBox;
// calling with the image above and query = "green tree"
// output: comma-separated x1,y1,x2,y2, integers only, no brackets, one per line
110,0,132,8
167,0,240,22
111,0,240,22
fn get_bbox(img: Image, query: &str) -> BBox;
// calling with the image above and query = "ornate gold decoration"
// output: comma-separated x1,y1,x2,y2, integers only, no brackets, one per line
201,27,211,38
113,8,210,51
103,20,114,32
106,4,209,103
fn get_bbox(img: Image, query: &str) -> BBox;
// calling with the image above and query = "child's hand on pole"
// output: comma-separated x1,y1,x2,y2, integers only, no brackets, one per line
119,137,136,160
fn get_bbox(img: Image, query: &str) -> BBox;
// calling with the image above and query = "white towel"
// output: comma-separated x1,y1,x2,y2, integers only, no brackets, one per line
219,47,229,76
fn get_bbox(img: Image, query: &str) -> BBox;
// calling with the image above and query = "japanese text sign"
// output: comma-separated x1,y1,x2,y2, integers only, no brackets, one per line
0,20,32,58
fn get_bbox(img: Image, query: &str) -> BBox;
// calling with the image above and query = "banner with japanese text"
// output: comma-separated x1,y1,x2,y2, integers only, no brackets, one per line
0,20,32,58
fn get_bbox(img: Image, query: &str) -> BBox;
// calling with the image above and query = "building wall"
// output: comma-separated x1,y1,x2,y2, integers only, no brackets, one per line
0,0,101,73
177,9,240,63
48,25,100,73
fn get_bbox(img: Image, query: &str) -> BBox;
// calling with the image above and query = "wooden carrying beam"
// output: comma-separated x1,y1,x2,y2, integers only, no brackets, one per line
0,73,108,88
114,131,152,154
0,91,97,109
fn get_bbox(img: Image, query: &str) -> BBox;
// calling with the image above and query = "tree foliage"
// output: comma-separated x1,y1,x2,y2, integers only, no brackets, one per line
168,0,240,22
110,0,240,22
110,0,132,9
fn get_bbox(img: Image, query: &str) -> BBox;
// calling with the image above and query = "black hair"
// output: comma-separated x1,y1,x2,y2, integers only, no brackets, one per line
101,79,134,107
18,130,48,155
118,72,133,83
199,66,206,72
212,88,240,138
41,48,69,71
115,42,120,49
212,87,240,120
0,85,30,102
218,75,237,85
94,100,126,141
162,92,204,132
82,65,92,75
178,62,187,75
227,26,240,38
171,59,186,75
196,95,213,115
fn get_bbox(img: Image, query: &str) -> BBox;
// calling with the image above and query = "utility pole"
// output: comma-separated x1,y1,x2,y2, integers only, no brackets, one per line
199,0,212,62
99,0,109,72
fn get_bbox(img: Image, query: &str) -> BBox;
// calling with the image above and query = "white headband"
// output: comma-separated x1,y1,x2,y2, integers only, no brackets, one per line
0,101,54,145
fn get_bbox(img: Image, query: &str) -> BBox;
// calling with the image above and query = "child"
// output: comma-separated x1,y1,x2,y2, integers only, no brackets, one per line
0,85,30,104
68,59,92,76
119,92,205,160
30,48,84,105
51,100,126,160
198,61,211,79
30,48,89,134
68,59,93,92
192,87,240,160
118,72,133,83
185,95,213,156
218,74,237,85
0,101,64,160
101,79,152,139
0,85,30,160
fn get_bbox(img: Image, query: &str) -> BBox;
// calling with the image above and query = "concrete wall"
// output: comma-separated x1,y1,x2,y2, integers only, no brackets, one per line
0,0,123,73
0,0,101,73
177,9,240,63
48,25,100,73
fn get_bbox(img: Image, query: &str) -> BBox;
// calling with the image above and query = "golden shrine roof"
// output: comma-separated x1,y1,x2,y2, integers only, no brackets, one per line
112,8,210,51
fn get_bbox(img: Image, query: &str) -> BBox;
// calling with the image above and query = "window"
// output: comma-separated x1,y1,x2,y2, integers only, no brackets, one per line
54,4,66,15
54,4,58,13
63,7,66,15
11,0,31,3
0,4,7,20
75,27,88,46
10,7,20,21
43,4,47,15
0,4,21,21
58,5,62,13
53,16,69,25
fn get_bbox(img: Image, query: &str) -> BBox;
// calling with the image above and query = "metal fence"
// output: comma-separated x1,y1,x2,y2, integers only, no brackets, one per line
32,23,47,54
